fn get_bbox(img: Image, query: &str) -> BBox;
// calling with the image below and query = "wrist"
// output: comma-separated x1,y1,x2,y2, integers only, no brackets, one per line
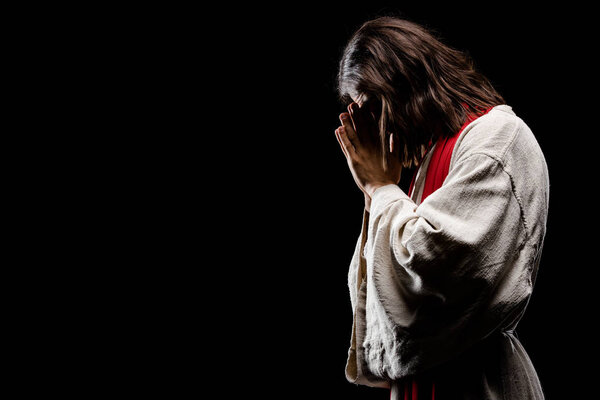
364,182,394,198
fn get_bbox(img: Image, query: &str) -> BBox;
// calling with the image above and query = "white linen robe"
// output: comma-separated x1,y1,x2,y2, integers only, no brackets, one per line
345,105,549,399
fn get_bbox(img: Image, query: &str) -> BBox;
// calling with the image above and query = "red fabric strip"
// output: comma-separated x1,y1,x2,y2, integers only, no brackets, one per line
412,379,418,400
412,107,492,202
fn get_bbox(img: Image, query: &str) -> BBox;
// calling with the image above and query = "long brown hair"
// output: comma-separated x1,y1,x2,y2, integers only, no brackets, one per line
337,17,505,167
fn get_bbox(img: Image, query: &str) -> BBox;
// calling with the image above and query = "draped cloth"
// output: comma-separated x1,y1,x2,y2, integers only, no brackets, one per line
344,105,548,400
395,108,491,399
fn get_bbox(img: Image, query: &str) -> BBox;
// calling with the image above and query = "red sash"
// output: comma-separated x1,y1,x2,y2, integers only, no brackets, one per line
409,108,492,201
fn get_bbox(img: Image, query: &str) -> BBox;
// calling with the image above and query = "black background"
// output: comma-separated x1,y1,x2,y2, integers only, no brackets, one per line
28,3,596,398
163,3,594,398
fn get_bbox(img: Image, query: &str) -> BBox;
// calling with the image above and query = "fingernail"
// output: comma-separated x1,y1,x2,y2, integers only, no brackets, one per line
341,114,348,120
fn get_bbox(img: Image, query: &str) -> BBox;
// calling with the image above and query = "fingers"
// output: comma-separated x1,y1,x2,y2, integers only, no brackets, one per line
339,112,359,146
336,101,379,159
348,102,364,133
335,125,356,158
334,127,348,158
348,102,377,145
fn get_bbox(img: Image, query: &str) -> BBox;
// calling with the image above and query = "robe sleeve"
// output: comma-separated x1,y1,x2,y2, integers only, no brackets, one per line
348,210,369,313
355,153,536,380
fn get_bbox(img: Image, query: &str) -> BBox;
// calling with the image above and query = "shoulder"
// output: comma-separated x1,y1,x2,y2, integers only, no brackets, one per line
452,105,530,165
451,104,549,241
452,105,547,183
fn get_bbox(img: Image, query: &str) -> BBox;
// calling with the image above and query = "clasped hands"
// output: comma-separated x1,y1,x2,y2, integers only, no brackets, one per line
334,102,402,211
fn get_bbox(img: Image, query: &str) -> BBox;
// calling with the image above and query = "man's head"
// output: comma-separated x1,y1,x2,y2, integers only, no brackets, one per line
337,17,504,167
